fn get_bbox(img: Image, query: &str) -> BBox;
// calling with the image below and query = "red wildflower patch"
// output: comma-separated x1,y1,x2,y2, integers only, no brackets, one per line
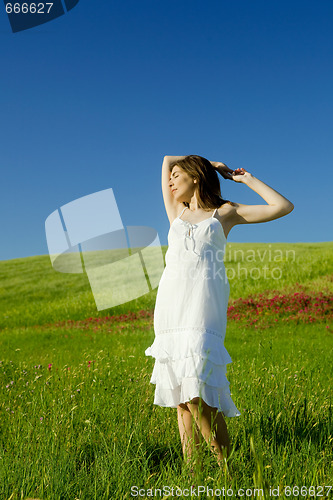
49,309,154,331
227,285,332,327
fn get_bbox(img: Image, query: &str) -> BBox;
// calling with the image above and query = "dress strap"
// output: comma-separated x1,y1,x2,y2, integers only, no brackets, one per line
178,206,187,218
213,208,218,217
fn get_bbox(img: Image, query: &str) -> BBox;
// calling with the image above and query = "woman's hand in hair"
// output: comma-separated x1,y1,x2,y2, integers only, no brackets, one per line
210,161,235,180
231,167,252,183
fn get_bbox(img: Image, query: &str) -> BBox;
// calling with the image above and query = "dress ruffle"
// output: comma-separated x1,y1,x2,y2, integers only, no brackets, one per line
145,328,241,417
152,378,241,417
145,327,232,366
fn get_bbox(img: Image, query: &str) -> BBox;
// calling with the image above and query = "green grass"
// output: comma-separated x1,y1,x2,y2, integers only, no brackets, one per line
0,242,332,499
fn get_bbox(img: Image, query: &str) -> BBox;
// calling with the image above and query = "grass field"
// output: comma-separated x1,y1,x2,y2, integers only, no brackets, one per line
0,242,332,499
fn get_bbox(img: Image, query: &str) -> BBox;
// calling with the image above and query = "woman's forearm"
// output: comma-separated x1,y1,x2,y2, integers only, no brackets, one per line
163,155,187,165
243,174,294,209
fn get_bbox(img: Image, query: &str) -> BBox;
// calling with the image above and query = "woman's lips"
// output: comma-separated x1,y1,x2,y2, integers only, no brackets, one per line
172,189,177,193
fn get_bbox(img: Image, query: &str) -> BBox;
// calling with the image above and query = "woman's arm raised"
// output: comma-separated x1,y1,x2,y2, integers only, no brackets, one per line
230,168,294,225
161,156,187,224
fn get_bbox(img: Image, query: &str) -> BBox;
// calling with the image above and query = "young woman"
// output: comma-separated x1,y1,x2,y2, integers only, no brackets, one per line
145,155,294,475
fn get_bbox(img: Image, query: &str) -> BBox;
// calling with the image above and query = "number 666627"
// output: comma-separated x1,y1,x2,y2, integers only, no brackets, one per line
5,3,54,14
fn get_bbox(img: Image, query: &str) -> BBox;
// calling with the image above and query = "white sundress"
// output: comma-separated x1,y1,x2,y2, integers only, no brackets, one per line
145,206,241,417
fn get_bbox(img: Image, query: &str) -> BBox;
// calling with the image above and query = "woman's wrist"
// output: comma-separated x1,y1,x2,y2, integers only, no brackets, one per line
241,172,253,185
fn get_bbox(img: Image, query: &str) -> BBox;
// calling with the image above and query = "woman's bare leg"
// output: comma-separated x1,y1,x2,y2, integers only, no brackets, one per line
186,397,231,468
177,403,203,468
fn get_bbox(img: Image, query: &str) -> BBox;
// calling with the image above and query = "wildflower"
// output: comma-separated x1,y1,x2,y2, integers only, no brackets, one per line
48,364,52,371
40,417,43,421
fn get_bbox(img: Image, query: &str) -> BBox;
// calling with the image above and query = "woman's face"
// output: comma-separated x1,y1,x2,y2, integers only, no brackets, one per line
169,166,196,202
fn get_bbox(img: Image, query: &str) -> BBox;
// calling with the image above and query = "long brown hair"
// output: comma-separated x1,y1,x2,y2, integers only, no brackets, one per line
169,155,233,210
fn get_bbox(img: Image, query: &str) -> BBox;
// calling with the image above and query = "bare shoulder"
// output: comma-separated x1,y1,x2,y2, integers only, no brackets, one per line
215,201,236,222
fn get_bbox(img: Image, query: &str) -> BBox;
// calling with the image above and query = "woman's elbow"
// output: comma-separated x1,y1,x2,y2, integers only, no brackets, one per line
284,203,294,214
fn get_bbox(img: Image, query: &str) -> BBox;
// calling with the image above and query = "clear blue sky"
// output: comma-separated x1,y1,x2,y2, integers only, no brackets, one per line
1,0,332,261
